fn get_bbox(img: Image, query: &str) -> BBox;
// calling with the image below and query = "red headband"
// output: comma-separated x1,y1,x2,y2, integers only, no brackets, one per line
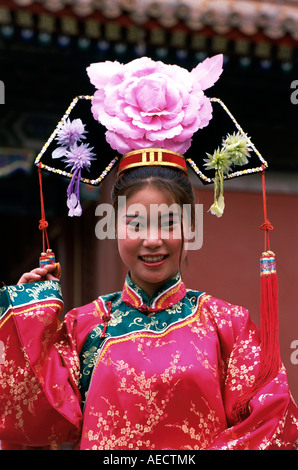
117,148,188,176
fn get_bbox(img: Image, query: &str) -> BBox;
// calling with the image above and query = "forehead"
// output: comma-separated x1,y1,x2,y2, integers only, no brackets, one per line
124,184,176,206
117,185,181,223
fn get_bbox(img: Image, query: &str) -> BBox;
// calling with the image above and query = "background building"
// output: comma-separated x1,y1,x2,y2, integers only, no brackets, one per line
1,0,298,400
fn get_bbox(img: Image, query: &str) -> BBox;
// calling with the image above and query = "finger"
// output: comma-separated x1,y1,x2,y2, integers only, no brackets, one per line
18,267,51,284
18,272,44,284
43,263,56,271
43,263,61,281
46,274,59,281
17,263,61,284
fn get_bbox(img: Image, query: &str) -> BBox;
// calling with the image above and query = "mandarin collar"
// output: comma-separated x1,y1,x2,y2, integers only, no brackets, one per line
121,272,186,313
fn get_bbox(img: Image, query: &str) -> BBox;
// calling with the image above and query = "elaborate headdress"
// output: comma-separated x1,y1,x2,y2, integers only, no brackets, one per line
35,54,268,217
35,55,279,422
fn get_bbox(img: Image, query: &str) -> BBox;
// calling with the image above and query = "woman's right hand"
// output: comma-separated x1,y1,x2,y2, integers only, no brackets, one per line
18,264,59,284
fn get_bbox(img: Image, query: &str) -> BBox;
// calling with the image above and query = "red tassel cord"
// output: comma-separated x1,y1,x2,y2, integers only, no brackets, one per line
258,167,281,382
259,251,280,374
38,164,61,279
38,163,50,255
233,167,281,422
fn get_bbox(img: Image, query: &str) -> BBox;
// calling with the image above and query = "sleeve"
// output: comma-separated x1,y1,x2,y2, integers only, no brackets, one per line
204,297,298,450
0,280,88,449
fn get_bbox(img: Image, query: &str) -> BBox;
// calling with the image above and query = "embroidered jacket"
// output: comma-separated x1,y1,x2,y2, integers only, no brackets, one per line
0,274,297,450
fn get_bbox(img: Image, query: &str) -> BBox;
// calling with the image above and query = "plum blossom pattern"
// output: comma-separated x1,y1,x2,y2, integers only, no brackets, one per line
87,55,223,155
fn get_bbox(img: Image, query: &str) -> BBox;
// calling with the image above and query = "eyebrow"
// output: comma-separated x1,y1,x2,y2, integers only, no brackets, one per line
122,214,145,219
123,212,180,219
160,212,180,219
123,215,144,228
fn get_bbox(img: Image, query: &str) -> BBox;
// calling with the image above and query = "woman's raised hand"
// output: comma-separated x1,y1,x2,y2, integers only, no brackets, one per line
18,264,60,284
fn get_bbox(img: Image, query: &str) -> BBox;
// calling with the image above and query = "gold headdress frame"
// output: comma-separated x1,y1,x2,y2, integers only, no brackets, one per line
35,95,119,186
186,97,268,183
34,95,268,185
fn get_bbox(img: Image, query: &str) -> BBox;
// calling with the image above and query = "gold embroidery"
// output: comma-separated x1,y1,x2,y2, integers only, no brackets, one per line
93,294,210,374
0,337,42,438
0,302,62,330
226,328,259,393
93,299,105,318
124,283,140,307
165,398,223,450
85,350,197,449
155,280,182,308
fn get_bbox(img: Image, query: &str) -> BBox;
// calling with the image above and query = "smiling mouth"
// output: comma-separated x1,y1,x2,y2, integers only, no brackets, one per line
139,255,168,264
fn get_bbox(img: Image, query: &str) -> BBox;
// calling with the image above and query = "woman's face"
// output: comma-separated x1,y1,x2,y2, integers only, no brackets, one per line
116,184,185,297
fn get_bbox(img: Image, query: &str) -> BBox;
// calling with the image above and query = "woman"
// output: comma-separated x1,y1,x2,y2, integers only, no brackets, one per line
0,163,297,450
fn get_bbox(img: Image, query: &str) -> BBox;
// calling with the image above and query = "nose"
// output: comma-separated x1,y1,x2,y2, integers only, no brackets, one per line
142,228,163,249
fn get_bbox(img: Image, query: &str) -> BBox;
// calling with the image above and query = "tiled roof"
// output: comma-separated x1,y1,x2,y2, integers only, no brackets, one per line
8,0,298,40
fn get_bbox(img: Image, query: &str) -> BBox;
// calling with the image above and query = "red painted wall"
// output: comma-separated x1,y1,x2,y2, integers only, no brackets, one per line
182,188,298,403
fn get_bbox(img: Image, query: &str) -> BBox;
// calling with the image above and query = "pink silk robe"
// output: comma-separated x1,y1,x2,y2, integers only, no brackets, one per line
0,274,297,450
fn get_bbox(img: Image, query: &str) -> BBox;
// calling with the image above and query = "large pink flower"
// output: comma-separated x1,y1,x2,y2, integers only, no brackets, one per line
87,55,223,155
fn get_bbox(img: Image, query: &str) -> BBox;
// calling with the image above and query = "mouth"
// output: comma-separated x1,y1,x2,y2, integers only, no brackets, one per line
139,254,168,265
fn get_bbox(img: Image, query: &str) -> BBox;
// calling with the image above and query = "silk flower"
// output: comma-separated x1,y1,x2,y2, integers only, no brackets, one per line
87,55,223,155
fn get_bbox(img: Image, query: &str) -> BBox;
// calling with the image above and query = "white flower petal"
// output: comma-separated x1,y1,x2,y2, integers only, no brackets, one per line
52,147,67,159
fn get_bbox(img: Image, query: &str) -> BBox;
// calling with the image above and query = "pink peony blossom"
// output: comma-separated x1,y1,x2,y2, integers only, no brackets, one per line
87,55,223,155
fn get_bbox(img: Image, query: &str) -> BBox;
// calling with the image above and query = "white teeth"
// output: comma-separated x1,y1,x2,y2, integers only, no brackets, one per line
141,255,166,263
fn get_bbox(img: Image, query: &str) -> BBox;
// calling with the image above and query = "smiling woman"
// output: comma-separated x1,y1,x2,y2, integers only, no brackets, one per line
113,165,196,295
115,179,185,296
0,54,297,450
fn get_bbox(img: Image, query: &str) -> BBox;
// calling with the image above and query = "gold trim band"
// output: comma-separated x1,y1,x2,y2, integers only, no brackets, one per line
118,148,188,176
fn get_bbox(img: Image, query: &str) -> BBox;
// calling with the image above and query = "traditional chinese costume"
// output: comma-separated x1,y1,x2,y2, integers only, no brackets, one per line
0,273,297,450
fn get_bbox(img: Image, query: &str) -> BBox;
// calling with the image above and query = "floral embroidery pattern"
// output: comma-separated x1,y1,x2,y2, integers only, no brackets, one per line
166,398,223,450
1,275,297,449
81,295,228,450
84,350,200,450
0,337,42,438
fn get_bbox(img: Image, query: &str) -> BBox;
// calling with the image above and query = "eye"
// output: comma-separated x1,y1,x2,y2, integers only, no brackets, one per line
160,214,180,230
161,219,172,228
126,216,145,231
128,220,141,230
